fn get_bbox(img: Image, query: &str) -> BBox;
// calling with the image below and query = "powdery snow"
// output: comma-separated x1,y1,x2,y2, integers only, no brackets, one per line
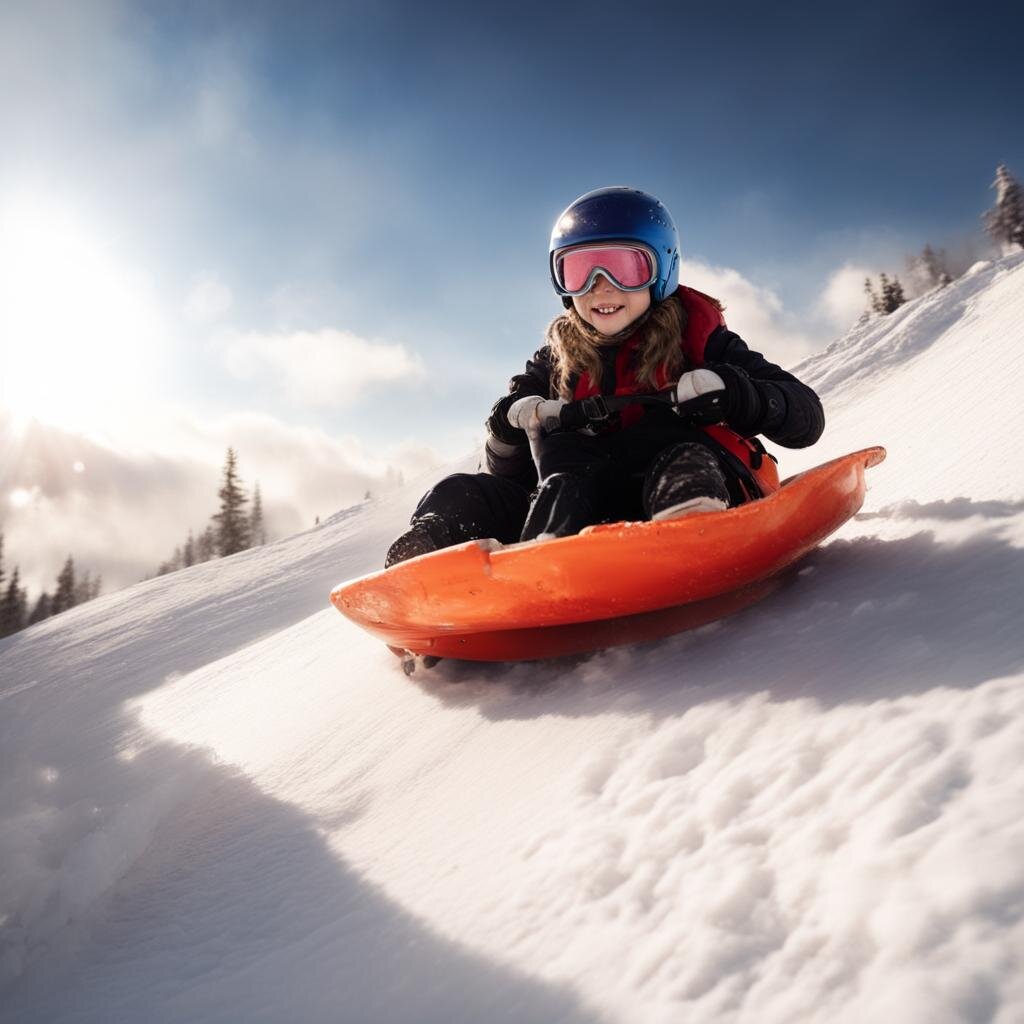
1,253,1023,1023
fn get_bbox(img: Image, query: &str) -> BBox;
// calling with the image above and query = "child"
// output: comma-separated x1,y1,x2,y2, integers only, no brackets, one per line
385,186,823,567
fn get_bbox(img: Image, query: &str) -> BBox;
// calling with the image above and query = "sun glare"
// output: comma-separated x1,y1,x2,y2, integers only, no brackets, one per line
0,193,163,434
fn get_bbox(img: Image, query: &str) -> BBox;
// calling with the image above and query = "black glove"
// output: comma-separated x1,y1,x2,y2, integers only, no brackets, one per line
707,363,766,435
671,365,765,434
486,394,528,446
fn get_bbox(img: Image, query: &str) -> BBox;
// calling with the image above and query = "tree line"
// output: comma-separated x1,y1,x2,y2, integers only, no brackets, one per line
0,536,101,638
153,447,266,577
863,163,1024,317
1,448,267,639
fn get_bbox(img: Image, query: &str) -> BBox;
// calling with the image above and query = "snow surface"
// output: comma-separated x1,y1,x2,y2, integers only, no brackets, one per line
2,252,1023,1023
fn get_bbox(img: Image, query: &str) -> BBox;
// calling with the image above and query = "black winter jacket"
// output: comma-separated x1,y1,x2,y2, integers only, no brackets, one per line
484,326,824,486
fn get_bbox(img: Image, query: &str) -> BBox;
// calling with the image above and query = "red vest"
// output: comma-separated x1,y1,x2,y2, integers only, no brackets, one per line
573,285,780,496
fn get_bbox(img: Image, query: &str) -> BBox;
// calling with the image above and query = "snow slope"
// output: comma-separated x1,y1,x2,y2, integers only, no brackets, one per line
2,253,1023,1023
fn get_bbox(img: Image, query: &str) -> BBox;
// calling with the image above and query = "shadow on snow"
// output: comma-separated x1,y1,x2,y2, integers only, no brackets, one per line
416,507,1024,718
1,738,594,1024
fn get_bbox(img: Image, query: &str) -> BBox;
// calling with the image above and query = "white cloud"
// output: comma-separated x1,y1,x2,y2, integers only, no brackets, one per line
818,263,873,332
184,275,234,322
679,259,820,369
220,328,425,407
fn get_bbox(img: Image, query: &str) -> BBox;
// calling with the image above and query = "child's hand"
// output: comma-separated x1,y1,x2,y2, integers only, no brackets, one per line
672,369,729,425
673,369,726,404
507,396,567,437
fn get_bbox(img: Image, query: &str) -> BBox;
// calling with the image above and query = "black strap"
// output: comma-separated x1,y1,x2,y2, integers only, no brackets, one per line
558,392,676,431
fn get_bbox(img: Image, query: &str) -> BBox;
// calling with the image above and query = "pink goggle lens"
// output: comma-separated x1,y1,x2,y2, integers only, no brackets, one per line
558,246,655,292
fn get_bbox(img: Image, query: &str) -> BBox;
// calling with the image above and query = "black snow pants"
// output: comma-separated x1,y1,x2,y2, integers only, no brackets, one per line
400,412,748,553
518,416,746,541
407,472,533,544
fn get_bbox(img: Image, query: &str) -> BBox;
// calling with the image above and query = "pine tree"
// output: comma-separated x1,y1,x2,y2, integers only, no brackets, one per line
883,274,906,312
152,530,202,578
864,272,907,315
910,244,953,290
28,591,52,625
15,574,28,630
196,525,217,563
73,569,100,606
984,164,1024,251
213,448,249,556
877,272,892,313
51,556,76,615
864,277,881,315
0,567,27,636
249,483,266,547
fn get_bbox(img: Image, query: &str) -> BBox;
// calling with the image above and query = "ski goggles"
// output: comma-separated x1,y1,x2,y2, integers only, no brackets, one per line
552,243,658,296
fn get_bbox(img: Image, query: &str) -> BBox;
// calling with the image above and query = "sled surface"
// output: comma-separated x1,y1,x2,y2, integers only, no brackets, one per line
331,447,886,662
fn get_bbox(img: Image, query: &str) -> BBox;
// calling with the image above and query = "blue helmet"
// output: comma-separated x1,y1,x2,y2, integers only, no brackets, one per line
549,186,680,304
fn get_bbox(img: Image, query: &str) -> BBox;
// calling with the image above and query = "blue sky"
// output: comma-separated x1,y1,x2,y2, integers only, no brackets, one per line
2,0,1023,588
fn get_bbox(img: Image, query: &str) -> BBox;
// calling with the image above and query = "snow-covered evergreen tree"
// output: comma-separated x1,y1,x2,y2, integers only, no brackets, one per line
984,164,1024,251
213,448,249,556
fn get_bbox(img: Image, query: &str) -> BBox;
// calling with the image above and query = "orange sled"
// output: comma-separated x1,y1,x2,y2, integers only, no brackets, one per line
330,447,885,662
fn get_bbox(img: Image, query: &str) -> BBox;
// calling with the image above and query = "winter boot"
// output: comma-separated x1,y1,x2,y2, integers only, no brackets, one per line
643,443,730,521
520,472,602,542
384,513,454,568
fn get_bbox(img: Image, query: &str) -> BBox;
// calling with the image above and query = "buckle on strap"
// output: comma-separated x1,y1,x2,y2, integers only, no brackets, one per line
580,395,611,422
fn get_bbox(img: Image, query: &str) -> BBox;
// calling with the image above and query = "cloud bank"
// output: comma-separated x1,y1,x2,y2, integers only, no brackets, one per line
679,260,821,369
220,328,425,408
817,263,875,329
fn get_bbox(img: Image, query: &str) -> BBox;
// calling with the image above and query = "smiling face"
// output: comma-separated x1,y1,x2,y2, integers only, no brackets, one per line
571,273,652,337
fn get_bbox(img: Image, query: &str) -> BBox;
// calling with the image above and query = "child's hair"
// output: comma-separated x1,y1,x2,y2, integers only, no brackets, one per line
545,292,689,399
